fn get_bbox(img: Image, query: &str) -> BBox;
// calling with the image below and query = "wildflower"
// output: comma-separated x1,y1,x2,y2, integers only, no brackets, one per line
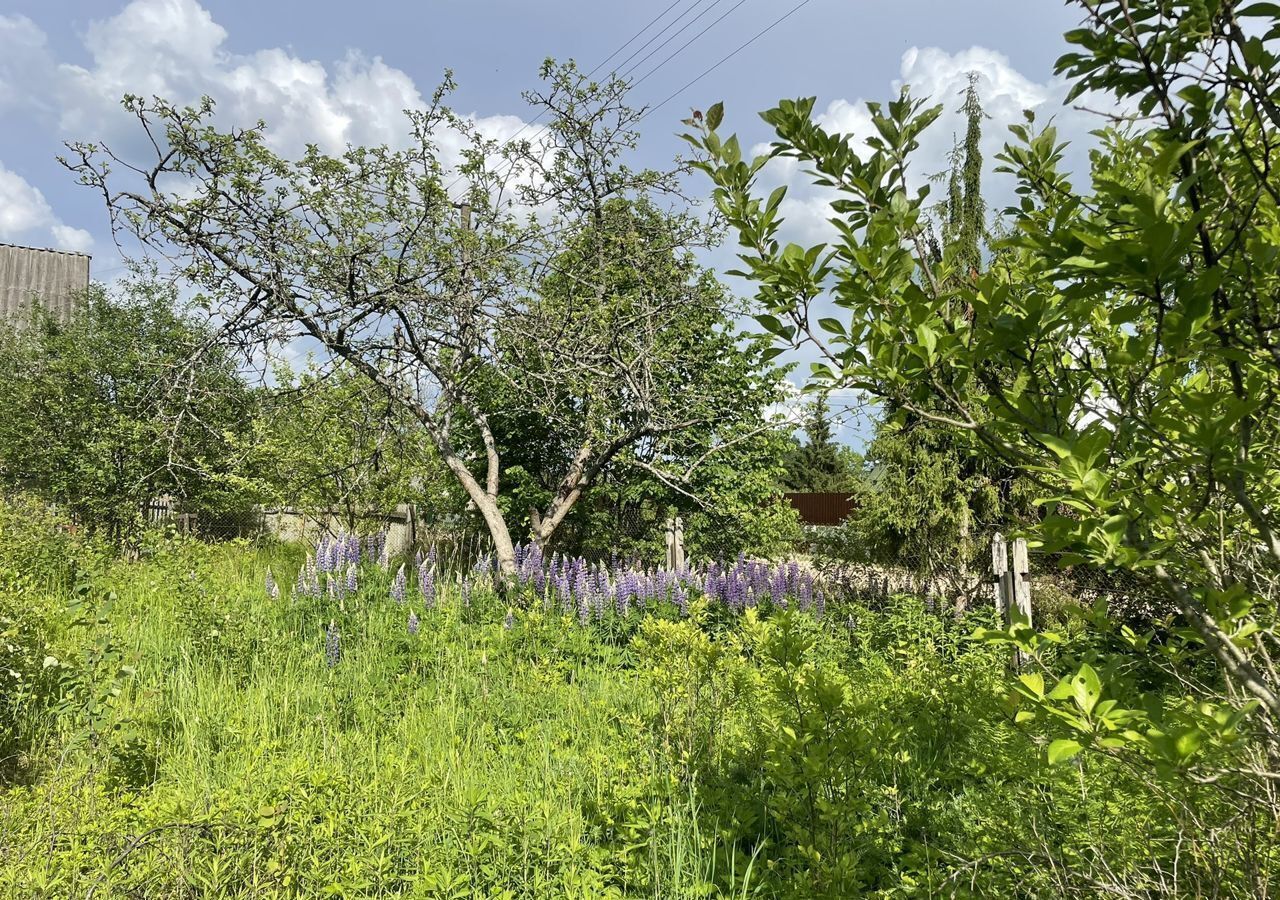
503,608,514,630
675,585,689,617
418,562,435,609
391,564,407,605
407,610,420,635
264,568,280,601
324,620,341,667
345,564,358,595
575,567,592,626
815,589,826,620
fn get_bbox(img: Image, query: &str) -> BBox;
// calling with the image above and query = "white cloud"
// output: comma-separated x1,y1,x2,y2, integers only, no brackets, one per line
749,45,1099,247
0,0,529,163
50,224,94,254
0,0,546,267
0,163,54,236
0,162,92,254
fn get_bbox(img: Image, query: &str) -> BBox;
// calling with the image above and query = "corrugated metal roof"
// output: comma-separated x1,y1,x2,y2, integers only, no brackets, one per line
0,243,92,323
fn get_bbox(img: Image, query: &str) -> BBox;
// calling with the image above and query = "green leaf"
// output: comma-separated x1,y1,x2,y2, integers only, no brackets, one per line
705,101,724,131
1047,738,1083,764
1071,664,1102,715
1018,672,1045,698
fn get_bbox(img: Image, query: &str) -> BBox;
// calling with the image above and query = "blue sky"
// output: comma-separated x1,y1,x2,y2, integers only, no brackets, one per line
0,0,1097,443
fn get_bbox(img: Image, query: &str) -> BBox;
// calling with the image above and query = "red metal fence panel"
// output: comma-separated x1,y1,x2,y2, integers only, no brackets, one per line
783,492,854,526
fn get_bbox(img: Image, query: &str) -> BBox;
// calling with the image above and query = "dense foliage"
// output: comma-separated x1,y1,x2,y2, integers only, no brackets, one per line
249,363,464,531
0,503,1272,896
689,0,1280,891
779,396,863,493
64,63,797,572
0,280,256,543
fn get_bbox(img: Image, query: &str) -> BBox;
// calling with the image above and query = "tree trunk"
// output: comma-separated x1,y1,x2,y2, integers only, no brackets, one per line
472,492,516,576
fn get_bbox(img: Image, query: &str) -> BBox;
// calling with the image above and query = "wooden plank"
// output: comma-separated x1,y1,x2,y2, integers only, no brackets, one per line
1011,537,1032,625
991,532,1008,620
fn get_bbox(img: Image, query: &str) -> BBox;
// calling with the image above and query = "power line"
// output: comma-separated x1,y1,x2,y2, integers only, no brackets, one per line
619,0,734,81
629,0,752,90
639,0,817,123
444,0,699,198
587,0,688,78
613,0,719,77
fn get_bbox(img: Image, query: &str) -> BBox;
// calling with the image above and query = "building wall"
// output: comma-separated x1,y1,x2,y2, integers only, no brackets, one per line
0,243,91,323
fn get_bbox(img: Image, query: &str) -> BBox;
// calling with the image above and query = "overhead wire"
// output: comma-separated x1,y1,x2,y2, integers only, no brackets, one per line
443,0,700,198
639,0,817,122
618,0,733,80
628,0,752,90
612,0,720,77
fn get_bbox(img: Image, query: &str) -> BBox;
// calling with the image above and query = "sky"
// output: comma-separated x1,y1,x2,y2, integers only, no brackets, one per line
0,0,1099,444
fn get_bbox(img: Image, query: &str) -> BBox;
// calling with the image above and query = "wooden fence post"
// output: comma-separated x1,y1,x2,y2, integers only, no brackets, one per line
991,532,1009,621
673,516,685,571
1011,537,1032,626
664,516,686,571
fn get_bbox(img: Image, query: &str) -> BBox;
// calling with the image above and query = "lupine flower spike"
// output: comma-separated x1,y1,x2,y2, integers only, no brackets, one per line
265,568,280,601
391,564,407,605
324,620,341,667
407,610,420,635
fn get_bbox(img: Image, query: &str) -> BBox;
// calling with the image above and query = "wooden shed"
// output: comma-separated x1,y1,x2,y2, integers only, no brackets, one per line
0,243,91,324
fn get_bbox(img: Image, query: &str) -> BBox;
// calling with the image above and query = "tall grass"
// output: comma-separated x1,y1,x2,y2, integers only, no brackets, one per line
4,529,1275,897
2,538,715,898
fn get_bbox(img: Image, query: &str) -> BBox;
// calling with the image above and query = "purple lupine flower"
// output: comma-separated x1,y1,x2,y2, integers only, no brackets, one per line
265,568,279,601
574,567,591,625
418,562,435,609
815,589,826,620
345,564,358,595
769,570,786,606
799,572,814,603
503,609,514,630
615,575,632,618
327,540,341,573
391,564,407,605
324,620,341,667
675,585,689,617
407,610,420,635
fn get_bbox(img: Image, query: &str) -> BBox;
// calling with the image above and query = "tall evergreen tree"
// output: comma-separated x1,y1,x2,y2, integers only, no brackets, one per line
782,396,862,492
818,78,1032,591
942,72,986,280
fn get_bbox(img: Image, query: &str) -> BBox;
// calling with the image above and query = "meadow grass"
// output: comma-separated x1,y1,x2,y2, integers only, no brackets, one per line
4,533,1272,898
1,539,717,898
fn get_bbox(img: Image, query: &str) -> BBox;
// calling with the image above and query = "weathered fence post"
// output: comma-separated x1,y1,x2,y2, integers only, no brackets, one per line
991,532,1009,621
673,516,685,571
1010,537,1032,626
664,516,686,571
